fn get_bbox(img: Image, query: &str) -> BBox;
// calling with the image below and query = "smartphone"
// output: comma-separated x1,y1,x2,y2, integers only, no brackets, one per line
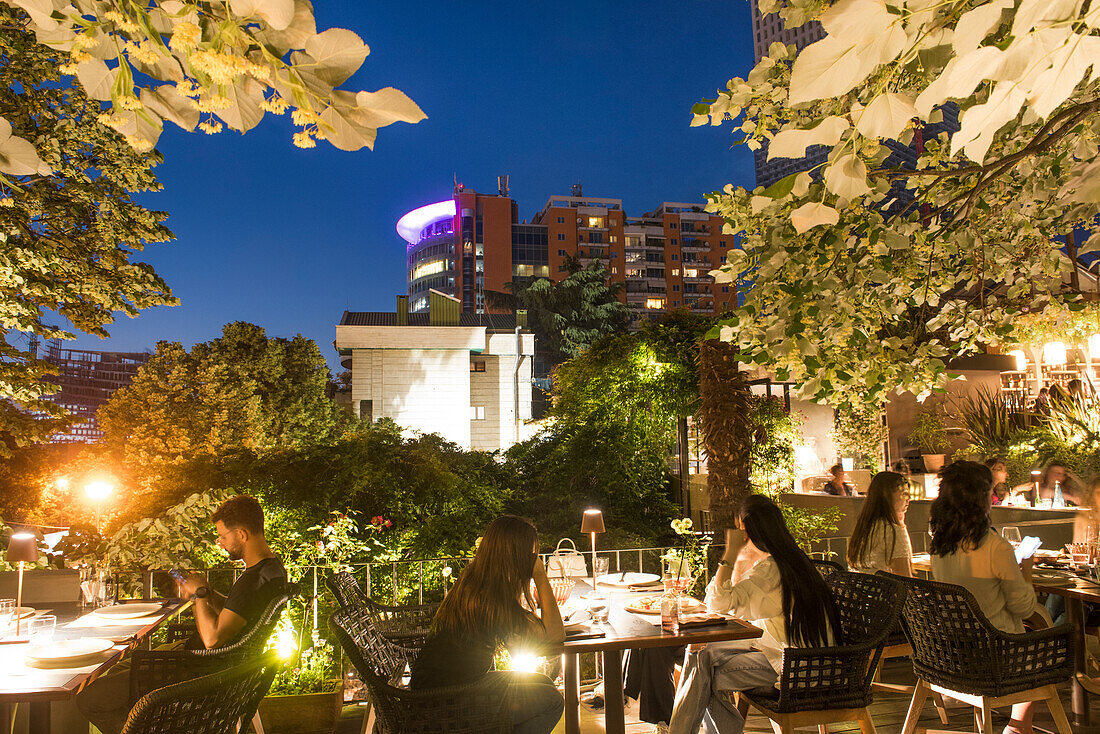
1015,535,1043,564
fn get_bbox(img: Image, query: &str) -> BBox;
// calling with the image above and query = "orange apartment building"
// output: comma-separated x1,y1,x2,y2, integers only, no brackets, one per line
396,180,737,325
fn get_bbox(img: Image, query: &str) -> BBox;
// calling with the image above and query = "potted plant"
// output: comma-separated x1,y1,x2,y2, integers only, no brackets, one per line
257,617,343,734
909,405,951,473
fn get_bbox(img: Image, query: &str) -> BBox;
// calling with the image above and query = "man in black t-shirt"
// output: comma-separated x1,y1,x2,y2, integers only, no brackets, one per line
77,495,286,734
177,495,287,648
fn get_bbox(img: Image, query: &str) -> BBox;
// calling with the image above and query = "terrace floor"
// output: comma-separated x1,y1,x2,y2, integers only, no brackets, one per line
336,657,1093,733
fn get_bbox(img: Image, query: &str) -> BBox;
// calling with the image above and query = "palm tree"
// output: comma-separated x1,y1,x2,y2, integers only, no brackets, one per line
697,338,753,529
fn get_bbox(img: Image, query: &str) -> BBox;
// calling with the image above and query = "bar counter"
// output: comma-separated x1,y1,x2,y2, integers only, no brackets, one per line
780,491,1088,556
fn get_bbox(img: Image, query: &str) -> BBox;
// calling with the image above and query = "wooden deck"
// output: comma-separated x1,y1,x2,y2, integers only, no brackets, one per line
336,658,1092,733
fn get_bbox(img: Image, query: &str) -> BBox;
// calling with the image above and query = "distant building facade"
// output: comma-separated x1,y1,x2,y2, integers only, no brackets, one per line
335,291,535,452
397,181,738,327
40,342,151,442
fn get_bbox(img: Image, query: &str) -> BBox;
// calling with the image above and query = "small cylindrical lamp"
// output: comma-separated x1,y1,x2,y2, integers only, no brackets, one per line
7,532,38,637
581,509,605,591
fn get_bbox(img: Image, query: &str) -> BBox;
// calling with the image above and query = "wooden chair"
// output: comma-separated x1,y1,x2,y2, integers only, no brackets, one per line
891,573,1074,734
734,570,905,734
120,651,278,734
330,606,513,734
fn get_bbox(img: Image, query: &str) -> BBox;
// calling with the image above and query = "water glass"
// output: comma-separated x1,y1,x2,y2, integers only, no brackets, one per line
28,614,56,644
0,599,14,635
96,569,115,607
1002,527,1022,547
593,557,609,580
588,594,610,624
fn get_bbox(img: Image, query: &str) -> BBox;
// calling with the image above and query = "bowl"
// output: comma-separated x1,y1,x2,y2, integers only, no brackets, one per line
549,577,575,604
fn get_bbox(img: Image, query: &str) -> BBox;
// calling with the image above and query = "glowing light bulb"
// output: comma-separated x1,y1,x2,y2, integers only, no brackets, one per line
509,651,540,673
84,481,113,501
1043,342,1067,367
1009,349,1027,372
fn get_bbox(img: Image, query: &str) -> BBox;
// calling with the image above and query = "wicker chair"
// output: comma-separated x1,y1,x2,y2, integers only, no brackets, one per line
325,571,439,653
119,651,279,734
892,573,1074,734
733,569,905,734
329,606,513,734
127,581,298,705
812,558,844,580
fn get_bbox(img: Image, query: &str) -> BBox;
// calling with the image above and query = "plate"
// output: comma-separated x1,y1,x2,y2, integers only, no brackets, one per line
624,595,706,615
1033,572,1072,587
25,638,114,666
596,572,660,588
563,610,592,631
92,603,164,619
14,607,34,619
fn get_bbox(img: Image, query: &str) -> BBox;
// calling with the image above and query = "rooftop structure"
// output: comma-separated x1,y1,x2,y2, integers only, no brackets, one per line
40,342,151,442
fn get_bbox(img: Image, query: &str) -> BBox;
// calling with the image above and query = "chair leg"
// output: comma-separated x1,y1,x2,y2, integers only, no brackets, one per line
932,691,950,725
769,721,788,734
251,712,265,734
856,708,877,734
978,699,993,734
1046,686,1073,734
818,726,829,734
735,693,749,720
902,679,930,734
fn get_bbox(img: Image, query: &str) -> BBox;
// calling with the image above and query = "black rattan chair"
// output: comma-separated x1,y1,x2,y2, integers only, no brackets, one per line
892,573,1074,734
119,651,279,734
734,569,905,734
330,606,512,734
127,581,298,705
326,571,439,653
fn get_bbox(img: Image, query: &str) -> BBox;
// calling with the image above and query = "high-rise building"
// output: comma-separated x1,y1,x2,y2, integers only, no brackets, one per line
397,182,737,325
39,341,151,442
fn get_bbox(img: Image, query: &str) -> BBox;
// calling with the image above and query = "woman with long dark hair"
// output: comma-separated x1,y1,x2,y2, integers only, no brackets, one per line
669,495,840,734
411,515,564,734
929,462,1046,734
847,471,912,575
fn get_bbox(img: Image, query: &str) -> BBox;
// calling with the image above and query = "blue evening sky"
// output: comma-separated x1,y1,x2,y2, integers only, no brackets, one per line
68,0,758,371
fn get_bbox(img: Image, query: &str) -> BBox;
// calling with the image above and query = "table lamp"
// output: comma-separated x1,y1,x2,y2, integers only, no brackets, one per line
581,509,605,591
6,532,38,637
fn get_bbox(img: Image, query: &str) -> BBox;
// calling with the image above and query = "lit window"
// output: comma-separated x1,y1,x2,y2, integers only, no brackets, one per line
471,406,486,420
588,216,602,227
609,235,617,243
683,268,699,278
645,298,665,309
471,361,486,372
611,266,618,274
411,259,447,280
671,269,680,276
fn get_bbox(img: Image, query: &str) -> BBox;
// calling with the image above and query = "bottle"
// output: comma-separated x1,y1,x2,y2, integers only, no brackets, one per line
1053,481,1064,508
660,589,680,633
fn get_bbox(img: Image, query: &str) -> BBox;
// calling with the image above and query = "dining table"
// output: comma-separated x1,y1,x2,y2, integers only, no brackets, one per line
554,578,762,734
0,598,190,734
912,551,1100,733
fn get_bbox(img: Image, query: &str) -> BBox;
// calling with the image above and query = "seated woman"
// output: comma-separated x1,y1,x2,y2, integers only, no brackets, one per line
929,461,1048,734
986,457,1010,505
823,463,854,496
847,471,913,575
410,515,564,734
668,495,839,734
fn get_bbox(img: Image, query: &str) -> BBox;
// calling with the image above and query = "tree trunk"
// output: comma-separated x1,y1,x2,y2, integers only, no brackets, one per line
698,339,753,530
677,416,690,516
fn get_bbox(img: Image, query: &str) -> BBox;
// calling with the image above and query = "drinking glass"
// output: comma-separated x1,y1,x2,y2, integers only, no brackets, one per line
593,557,609,581
95,569,115,607
588,594,610,624
0,599,14,636
28,614,56,644
1002,527,1022,547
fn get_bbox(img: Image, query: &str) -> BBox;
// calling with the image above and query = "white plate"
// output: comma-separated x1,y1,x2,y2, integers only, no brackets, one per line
92,603,164,619
15,606,34,619
26,638,114,665
563,610,591,631
596,572,660,588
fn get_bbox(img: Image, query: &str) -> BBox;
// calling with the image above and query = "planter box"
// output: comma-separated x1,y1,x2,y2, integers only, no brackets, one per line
0,569,80,604
255,689,343,734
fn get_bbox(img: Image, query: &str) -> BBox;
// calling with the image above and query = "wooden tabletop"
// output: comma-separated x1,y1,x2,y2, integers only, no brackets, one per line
555,581,762,655
0,599,189,703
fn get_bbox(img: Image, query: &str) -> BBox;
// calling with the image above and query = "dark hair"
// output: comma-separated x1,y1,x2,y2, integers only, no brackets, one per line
890,459,911,475
431,515,541,646
1041,461,1068,488
847,472,907,568
211,495,264,535
984,457,1006,471
739,495,839,648
829,463,844,477
929,462,992,555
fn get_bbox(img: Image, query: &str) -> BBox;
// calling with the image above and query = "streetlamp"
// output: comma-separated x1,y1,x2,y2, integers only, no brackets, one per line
84,480,113,534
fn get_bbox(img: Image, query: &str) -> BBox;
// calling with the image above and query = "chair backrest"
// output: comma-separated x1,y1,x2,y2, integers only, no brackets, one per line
826,570,905,646
812,558,845,582
120,651,279,734
193,580,298,658
330,605,413,683
326,570,368,609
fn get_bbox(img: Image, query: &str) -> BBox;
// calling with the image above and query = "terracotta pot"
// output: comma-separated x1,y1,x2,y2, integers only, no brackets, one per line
922,454,946,473
255,688,343,734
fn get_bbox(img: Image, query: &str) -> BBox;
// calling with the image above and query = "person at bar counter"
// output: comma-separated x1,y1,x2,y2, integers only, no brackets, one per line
847,471,913,575
410,515,564,734
668,495,839,734
76,494,287,734
986,457,1010,505
929,462,1050,734
823,463,855,496
1011,461,1084,506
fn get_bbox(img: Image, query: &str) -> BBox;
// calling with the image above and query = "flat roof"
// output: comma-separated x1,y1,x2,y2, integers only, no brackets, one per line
340,311,525,330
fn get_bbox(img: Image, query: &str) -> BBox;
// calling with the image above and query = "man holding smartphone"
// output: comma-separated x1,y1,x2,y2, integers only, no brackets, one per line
77,495,287,734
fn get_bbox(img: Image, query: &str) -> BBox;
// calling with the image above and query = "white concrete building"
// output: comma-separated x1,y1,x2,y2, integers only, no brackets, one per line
335,291,536,452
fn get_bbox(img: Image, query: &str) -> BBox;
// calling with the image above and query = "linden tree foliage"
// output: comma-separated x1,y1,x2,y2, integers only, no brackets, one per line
695,0,1100,411
0,0,425,174
0,7,174,448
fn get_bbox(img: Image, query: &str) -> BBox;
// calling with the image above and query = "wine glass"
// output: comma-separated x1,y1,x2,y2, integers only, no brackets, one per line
1002,527,1022,547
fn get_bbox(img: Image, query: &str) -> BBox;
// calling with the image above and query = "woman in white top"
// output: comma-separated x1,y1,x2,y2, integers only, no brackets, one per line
847,471,913,575
929,461,1046,734
669,495,839,734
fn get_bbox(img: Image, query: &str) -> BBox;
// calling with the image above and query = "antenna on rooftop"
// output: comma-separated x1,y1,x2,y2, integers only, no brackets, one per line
571,182,582,197
498,175,509,198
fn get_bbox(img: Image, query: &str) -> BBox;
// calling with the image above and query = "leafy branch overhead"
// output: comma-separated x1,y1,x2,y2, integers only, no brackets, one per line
0,0,426,174
694,0,1100,411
